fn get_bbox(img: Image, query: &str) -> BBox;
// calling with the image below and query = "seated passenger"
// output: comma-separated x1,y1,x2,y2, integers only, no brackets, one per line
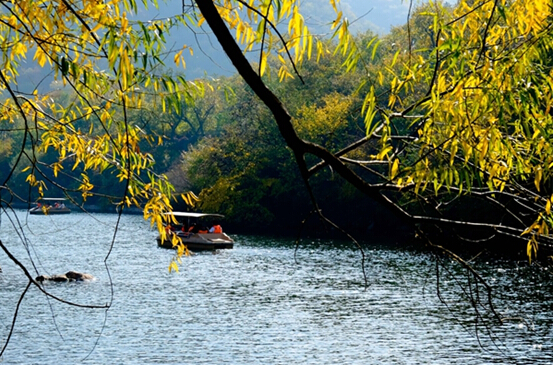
189,223,199,233
209,224,223,233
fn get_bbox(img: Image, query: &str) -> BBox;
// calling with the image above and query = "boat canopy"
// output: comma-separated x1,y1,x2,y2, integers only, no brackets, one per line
37,198,67,201
163,212,224,218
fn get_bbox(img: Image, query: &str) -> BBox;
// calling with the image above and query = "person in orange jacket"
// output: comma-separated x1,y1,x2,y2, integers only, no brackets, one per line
209,224,223,233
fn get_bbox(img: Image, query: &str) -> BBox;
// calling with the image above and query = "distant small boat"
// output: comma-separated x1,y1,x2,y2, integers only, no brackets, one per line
29,198,71,215
156,212,234,251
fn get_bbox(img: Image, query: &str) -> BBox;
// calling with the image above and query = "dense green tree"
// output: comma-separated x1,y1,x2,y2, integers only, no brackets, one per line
180,50,381,233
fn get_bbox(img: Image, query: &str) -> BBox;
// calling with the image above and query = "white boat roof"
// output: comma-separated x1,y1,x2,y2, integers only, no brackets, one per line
38,198,67,201
164,212,224,218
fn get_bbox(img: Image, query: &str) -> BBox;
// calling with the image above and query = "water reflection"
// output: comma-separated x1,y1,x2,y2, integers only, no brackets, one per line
0,211,551,364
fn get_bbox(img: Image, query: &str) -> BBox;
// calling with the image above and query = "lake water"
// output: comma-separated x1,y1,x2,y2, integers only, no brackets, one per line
0,211,551,364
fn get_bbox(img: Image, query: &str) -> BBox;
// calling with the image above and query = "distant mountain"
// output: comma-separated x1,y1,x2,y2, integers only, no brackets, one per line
151,0,410,78
301,0,410,34
14,0,410,92
342,0,411,33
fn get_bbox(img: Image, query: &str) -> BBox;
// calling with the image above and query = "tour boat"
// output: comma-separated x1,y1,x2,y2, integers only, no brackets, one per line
29,198,71,215
156,212,234,251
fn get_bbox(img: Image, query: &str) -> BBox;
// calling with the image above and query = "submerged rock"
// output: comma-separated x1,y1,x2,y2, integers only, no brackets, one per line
36,271,95,282
65,271,94,281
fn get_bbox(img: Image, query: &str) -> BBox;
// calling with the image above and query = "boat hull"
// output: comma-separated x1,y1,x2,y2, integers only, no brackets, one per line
157,232,234,251
29,207,71,215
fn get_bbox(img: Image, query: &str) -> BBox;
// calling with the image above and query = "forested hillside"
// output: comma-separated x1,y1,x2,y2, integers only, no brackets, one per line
2,0,553,262
0,5,423,236
0,1,413,232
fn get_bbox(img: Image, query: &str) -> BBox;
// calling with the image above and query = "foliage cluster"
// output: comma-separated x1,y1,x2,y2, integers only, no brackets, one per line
176,0,553,260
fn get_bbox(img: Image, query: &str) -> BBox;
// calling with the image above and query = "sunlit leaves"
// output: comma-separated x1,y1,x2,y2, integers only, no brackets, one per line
0,0,210,270
181,191,199,207
393,1,553,256
361,85,377,135
306,0,553,258
206,0,324,79
293,93,353,149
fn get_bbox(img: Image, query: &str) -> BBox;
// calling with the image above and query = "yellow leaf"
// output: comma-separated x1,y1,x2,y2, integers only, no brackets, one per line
391,158,399,179
331,11,342,30
174,50,183,66
535,168,542,192
169,261,179,273
259,55,267,76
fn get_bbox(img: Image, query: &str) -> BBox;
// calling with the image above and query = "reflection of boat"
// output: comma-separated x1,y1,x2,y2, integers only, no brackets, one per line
156,212,234,251
29,198,71,215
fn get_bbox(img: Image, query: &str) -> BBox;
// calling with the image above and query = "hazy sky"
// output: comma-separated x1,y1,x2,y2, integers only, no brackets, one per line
324,0,412,34
19,0,413,91
147,0,411,34
147,0,413,77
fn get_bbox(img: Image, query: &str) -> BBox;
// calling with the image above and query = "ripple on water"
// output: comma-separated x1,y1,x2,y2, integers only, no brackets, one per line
0,212,551,364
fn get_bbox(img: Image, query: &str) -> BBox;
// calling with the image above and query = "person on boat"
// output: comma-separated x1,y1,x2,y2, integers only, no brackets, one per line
198,226,209,234
188,223,199,233
209,224,223,233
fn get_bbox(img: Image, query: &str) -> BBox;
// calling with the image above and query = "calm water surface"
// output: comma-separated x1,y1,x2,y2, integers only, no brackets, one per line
0,211,551,364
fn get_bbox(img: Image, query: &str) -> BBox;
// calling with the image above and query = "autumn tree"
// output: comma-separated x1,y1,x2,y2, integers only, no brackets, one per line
0,0,201,355
0,0,358,355
188,0,553,342
2,0,553,357
191,0,553,259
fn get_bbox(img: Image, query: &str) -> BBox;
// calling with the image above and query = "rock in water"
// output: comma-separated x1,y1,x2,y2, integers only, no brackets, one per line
36,271,95,282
